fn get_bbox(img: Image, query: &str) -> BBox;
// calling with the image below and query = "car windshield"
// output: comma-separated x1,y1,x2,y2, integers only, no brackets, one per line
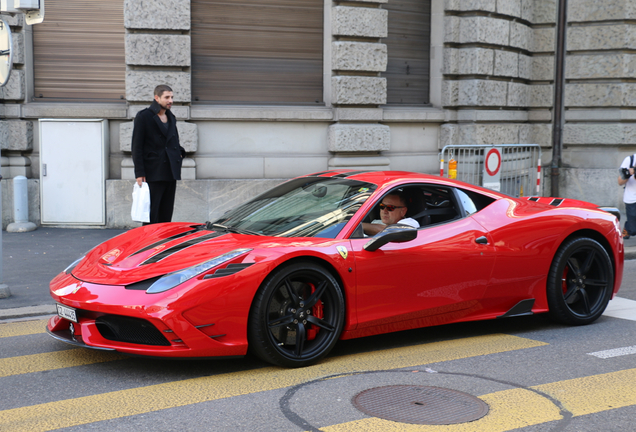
213,177,377,238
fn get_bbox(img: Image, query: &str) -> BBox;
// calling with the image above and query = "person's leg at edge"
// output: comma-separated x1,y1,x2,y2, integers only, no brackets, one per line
157,181,177,223
624,201,636,237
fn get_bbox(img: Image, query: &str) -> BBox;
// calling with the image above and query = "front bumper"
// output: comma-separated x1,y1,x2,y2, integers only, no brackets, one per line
46,320,115,351
47,272,251,358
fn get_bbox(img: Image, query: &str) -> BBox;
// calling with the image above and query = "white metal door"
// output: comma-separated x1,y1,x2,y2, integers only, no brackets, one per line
40,119,108,225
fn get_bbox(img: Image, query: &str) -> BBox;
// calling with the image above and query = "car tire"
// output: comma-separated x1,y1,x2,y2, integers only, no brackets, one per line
248,261,345,368
546,237,614,325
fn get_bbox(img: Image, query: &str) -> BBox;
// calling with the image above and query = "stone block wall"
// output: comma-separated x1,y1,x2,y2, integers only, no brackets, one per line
441,0,636,208
328,0,390,170
560,0,636,209
6,0,636,227
442,0,550,155
122,0,197,180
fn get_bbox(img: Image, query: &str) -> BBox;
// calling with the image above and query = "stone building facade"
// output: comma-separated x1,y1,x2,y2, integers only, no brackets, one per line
1,0,634,228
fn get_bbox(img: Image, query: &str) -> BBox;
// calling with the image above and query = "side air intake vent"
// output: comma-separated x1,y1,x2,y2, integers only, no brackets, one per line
550,198,564,206
125,277,161,290
203,263,254,279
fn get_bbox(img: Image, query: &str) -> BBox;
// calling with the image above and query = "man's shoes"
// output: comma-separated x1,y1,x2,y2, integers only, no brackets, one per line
623,229,630,239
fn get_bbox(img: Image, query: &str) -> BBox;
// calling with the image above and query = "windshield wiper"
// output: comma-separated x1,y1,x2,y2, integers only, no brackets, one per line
205,222,263,236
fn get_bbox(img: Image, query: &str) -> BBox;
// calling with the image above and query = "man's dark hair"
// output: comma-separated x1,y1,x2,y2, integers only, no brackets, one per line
154,85,173,98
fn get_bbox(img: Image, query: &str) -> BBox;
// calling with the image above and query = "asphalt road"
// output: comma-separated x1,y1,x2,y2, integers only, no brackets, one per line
1,261,635,431
1,229,635,431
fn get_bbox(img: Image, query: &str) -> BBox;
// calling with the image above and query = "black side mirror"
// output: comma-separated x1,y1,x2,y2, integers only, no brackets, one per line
363,224,417,251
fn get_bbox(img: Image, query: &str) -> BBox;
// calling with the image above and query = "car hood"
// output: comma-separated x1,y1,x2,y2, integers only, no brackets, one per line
71,223,271,285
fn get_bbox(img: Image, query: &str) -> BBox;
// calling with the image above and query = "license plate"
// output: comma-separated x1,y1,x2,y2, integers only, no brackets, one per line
56,304,77,323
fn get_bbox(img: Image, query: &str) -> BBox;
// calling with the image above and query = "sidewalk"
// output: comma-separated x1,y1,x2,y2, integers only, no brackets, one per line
1,227,635,321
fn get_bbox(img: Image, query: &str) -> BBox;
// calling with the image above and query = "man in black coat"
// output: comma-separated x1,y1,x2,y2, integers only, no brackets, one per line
132,85,186,224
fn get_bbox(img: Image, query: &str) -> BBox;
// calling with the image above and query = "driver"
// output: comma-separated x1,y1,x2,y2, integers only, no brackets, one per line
362,192,419,236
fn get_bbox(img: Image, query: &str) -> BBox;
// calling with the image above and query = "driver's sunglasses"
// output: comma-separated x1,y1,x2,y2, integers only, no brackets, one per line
379,203,405,212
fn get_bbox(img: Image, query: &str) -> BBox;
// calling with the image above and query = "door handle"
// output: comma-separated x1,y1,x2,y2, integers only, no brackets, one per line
475,236,488,245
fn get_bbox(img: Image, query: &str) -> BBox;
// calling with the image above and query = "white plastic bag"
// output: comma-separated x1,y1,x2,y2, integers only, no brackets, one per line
131,182,150,223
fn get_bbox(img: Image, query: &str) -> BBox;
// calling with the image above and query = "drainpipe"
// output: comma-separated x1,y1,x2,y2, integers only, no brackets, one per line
551,0,568,197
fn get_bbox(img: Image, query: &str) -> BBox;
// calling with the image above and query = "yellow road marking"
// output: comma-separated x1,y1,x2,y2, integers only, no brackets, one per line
0,349,127,378
0,320,47,338
0,334,545,431
539,368,636,416
319,368,636,431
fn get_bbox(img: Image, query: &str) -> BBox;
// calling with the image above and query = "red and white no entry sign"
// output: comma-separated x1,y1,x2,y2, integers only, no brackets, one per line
485,148,502,177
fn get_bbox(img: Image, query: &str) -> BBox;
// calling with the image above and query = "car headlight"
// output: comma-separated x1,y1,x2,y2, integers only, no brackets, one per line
146,248,252,294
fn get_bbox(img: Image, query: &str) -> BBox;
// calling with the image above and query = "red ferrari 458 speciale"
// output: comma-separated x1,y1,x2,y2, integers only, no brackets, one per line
47,171,624,367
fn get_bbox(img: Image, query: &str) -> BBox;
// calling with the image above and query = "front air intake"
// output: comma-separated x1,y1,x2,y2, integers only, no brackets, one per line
95,315,170,346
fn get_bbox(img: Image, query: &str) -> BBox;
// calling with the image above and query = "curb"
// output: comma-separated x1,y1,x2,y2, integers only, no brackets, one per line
0,304,56,321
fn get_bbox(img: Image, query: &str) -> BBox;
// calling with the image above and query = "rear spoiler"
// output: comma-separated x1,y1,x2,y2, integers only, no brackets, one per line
598,207,620,221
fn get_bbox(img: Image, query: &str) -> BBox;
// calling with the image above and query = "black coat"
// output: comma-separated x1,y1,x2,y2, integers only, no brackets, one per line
132,100,186,182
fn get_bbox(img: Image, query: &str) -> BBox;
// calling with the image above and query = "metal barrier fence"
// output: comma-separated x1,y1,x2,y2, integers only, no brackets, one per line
439,144,542,197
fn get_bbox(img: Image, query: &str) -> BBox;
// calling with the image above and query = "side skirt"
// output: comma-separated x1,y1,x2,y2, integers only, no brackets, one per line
497,299,535,319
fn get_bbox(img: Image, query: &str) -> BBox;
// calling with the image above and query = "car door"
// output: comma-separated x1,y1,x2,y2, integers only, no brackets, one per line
349,187,497,331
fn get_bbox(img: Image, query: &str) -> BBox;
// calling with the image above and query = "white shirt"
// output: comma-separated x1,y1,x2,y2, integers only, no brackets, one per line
621,155,636,203
371,217,420,228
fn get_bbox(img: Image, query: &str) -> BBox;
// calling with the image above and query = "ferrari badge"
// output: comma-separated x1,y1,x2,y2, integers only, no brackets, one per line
336,246,348,260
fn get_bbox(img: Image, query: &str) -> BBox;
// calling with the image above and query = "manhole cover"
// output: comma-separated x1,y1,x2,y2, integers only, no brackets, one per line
352,385,489,425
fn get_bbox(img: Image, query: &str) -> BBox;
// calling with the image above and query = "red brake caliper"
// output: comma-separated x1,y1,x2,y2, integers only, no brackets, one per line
306,284,324,341
561,268,569,294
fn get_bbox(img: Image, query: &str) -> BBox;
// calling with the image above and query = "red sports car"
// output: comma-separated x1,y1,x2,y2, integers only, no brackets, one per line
47,171,624,367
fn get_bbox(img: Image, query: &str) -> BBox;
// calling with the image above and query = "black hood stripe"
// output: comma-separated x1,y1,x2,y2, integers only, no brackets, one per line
131,228,200,256
141,231,226,265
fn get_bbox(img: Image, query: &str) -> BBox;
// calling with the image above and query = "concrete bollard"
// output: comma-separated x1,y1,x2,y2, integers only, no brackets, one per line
7,175,37,233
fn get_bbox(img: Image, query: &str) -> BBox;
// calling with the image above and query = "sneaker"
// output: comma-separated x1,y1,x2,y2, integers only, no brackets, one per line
623,229,630,239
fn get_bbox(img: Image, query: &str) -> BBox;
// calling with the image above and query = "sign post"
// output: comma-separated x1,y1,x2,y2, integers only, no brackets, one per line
482,146,502,192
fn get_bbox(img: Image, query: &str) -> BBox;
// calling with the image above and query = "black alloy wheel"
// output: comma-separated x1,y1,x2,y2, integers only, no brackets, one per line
547,237,614,325
248,262,345,367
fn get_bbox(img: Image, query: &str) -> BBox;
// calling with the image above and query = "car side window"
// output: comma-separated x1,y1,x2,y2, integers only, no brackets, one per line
456,189,478,216
456,188,496,215
350,185,463,238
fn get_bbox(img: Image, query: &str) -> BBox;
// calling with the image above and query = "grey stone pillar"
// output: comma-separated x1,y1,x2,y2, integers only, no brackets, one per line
0,120,33,178
122,0,197,179
328,0,391,170
0,14,32,179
